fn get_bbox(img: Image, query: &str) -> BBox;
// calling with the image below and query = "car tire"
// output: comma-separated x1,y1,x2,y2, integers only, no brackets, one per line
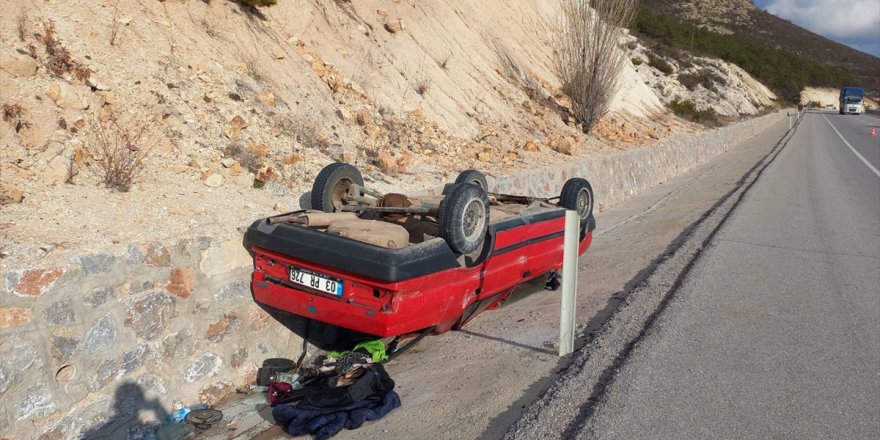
439,183,489,254
311,163,364,213
454,170,489,192
558,178,594,221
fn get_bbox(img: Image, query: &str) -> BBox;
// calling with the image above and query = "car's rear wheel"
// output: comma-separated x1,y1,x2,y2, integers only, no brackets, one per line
454,170,489,192
558,178,594,221
439,183,489,254
311,163,364,212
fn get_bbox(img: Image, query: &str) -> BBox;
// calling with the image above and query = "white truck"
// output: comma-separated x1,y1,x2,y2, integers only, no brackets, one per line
839,87,865,115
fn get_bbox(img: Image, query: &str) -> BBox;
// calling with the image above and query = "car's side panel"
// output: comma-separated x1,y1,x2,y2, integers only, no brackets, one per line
522,216,566,279
479,224,528,295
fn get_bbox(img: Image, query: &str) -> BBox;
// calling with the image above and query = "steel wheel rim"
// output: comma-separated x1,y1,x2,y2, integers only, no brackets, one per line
462,199,486,242
576,188,592,219
331,178,353,210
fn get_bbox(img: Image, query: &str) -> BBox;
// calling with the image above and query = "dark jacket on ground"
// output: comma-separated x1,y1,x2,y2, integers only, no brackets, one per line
272,390,401,440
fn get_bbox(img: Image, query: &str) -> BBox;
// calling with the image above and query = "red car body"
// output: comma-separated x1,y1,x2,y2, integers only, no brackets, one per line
245,207,594,340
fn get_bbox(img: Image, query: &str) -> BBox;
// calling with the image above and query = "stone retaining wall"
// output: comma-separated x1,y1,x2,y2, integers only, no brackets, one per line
1,236,299,439
492,111,786,209
0,111,785,439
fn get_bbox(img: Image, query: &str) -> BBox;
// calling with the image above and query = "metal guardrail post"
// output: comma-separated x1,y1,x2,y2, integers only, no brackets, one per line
559,210,579,357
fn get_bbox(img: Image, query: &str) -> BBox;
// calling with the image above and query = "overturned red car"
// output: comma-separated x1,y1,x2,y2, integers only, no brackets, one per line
244,163,594,349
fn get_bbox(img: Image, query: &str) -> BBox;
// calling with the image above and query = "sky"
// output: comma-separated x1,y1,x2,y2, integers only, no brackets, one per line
752,0,880,57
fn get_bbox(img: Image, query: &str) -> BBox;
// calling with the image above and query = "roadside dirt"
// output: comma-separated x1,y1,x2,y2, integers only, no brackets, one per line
206,116,790,440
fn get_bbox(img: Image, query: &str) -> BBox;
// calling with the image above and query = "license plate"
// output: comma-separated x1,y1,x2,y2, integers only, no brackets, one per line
289,267,343,296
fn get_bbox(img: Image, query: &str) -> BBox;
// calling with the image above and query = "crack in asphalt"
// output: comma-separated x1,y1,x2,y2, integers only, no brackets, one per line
504,113,803,440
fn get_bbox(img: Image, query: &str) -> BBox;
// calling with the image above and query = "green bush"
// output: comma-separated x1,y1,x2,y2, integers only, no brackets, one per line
669,98,720,126
631,57,643,66
632,8,856,104
648,52,673,75
678,68,726,92
238,0,277,6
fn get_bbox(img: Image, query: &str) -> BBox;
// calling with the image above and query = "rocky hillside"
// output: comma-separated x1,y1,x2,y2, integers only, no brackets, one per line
642,0,880,99
0,0,777,266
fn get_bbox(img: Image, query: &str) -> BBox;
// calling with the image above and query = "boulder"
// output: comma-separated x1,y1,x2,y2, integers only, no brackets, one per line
43,155,72,184
552,137,575,155
0,54,38,77
46,82,89,110
384,19,403,34
377,152,397,172
0,183,23,205
203,173,223,188
355,109,373,126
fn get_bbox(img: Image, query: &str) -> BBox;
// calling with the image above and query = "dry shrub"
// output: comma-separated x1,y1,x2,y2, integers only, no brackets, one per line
87,114,159,192
17,9,28,42
38,20,91,82
222,142,261,173
556,0,637,133
2,103,31,133
415,76,431,96
495,41,550,102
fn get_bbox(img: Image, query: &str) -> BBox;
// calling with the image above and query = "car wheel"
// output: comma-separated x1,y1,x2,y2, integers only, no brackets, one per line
439,183,489,254
558,178,594,221
454,170,489,192
311,163,364,213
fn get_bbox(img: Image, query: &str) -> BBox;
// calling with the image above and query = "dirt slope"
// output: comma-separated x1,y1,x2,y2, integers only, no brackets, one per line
1,0,773,266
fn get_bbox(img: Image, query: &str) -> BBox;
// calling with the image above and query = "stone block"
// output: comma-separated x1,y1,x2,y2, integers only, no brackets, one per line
127,281,154,294
50,335,79,363
84,286,117,308
165,267,194,298
145,244,171,267
89,359,118,392
0,334,43,395
45,296,75,325
125,293,176,340
126,244,145,266
184,353,221,383
0,307,32,329
136,374,168,396
230,347,248,369
16,383,57,420
120,345,148,376
199,380,234,406
205,312,238,342
214,280,248,303
38,396,112,440
82,314,117,354
5,268,64,297
161,330,196,360
75,253,116,275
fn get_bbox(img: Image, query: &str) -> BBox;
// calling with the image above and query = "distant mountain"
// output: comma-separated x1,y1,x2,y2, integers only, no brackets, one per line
641,0,880,99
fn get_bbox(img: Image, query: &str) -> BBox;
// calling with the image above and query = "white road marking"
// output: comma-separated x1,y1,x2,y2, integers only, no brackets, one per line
823,115,880,178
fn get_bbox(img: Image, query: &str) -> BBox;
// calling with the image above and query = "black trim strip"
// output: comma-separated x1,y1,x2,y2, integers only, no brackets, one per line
495,230,565,256
492,209,565,232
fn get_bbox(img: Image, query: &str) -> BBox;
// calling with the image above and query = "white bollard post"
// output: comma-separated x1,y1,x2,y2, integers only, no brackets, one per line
559,210,579,357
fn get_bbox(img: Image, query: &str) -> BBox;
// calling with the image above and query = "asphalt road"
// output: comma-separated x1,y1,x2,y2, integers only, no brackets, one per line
517,111,880,439
217,115,796,438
